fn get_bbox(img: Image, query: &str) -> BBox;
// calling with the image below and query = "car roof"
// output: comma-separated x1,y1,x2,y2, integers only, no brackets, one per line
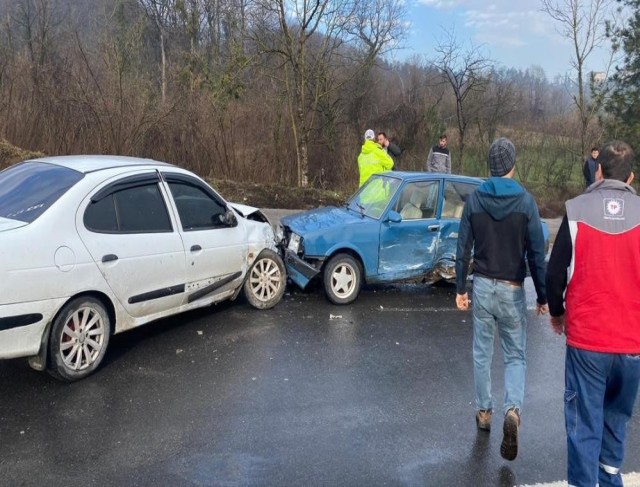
26,155,175,174
380,171,484,184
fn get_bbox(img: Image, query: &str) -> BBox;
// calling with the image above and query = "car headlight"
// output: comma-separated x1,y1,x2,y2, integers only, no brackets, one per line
288,233,301,253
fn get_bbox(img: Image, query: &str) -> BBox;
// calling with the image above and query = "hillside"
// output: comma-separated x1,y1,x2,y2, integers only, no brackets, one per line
0,140,565,217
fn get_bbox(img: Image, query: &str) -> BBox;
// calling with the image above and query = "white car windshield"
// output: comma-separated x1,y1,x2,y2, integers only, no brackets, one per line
347,175,402,219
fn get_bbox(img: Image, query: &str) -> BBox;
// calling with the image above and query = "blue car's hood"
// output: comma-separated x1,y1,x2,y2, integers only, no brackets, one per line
281,206,364,235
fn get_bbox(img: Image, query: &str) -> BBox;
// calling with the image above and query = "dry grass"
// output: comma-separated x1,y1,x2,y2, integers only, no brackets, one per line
0,140,45,170
0,140,564,217
211,179,349,209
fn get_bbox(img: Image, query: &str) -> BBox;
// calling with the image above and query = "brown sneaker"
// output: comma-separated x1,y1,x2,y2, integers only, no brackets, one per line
500,408,521,461
476,409,492,431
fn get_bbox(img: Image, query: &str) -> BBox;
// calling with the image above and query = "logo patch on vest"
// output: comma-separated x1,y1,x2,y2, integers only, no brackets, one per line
604,198,625,219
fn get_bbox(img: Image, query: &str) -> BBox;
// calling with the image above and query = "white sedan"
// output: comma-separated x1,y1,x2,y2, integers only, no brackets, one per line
0,155,286,381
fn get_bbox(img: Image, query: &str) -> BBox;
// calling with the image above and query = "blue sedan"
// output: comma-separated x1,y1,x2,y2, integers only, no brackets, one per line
280,172,549,304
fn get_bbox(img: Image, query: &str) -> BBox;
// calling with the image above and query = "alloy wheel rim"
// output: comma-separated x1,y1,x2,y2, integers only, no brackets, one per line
332,264,356,298
59,306,105,371
249,258,282,301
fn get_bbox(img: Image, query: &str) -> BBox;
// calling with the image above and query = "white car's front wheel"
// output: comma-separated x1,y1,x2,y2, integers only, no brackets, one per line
243,249,286,309
323,253,362,305
47,297,111,382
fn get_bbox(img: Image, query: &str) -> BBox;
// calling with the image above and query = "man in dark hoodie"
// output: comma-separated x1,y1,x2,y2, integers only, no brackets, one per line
455,137,548,461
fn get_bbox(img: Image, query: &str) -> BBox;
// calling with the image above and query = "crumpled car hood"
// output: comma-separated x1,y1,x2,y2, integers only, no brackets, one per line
229,202,259,217
281,207,363,235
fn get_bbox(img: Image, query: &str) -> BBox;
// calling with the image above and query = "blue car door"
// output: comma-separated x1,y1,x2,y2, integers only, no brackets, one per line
377,180,440,280
439,179,481,264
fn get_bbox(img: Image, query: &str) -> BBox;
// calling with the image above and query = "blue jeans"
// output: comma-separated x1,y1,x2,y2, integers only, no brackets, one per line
471,276,527,416
565,346,640,487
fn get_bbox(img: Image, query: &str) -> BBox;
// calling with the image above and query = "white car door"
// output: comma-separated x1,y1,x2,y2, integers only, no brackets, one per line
161,173,247,305
77,172,187,319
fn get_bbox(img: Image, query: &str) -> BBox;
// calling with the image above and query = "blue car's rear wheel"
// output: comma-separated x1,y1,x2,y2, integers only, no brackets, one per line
323,253,362,305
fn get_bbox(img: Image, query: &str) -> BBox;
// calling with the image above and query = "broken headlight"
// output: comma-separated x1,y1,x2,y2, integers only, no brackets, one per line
288,232,302,254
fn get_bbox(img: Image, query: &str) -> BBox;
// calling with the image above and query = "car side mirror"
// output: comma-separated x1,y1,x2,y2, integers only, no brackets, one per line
386,210,402,223
216,209,237,227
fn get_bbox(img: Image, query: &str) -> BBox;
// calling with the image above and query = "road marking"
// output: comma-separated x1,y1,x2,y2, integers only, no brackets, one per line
378,307,458,312
520,471,640,486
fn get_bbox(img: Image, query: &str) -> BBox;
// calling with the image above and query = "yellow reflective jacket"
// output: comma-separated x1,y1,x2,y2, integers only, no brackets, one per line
357,140,394,187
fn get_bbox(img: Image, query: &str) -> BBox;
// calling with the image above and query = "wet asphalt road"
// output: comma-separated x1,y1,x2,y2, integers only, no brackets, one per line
1,280,639,487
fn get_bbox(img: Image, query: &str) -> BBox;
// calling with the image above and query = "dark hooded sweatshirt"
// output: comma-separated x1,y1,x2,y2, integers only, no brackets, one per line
455,177,547,304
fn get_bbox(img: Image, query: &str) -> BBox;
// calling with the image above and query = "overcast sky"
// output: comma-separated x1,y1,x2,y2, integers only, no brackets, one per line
393,0,617,80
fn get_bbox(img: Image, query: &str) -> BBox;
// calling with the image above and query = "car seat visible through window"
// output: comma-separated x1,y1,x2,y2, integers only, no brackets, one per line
442,188,464,219
400,190,424,220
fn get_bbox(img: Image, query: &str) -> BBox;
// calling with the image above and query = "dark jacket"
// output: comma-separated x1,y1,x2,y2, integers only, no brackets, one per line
455,177,547,304
583,157,597,187
546,179,640,353
386,142,402,169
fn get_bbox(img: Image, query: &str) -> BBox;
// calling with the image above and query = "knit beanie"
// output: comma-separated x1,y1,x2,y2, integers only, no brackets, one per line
488,137,516,177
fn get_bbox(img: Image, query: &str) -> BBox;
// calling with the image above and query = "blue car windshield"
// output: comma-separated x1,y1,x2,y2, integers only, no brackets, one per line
0,162,84,223
347,175,402,219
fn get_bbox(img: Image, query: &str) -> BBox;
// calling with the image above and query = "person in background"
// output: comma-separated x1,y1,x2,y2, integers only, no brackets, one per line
583,146,599,187
357,129,393,187
426,134,451,173
546,140,640,487
455,137,548,462
377,132,402,169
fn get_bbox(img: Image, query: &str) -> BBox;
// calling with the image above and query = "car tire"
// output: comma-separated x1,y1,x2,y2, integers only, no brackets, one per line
243,249,286,309
323,253,362,305
47,297,111,382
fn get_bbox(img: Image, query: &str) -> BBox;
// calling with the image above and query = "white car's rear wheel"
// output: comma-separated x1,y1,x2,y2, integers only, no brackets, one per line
323,253,362,304
47,297,111,382
243,249,286,309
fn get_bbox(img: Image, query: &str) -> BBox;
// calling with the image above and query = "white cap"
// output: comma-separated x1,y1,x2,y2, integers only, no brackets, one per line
364,129,375,140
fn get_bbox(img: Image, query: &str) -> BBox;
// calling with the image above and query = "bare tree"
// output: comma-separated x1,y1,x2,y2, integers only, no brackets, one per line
431,29,493,173
139,0,175,103
540,0,614,155
476,68,517,149
249,0,405,187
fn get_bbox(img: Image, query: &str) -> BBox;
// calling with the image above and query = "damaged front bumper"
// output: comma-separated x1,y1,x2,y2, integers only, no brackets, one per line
283,249,320,289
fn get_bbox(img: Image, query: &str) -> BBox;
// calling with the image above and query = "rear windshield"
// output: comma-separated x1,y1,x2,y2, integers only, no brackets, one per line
0,162,84,223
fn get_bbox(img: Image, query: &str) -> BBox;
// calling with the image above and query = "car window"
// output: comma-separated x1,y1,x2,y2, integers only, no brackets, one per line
84,183,172,233
167,181,228,231
348,175,402,219
441,181,478,219
395,181,439,220
0,162,83,223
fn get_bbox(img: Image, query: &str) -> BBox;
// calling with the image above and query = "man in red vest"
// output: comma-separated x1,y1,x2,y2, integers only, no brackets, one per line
546,140,640,487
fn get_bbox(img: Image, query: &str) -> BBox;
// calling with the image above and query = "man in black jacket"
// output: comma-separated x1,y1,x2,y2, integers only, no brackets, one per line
455,137,548,461
583,146,599,187
377,132,401,169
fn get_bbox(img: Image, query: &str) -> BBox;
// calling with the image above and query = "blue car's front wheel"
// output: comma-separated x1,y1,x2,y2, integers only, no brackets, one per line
323,253,363,305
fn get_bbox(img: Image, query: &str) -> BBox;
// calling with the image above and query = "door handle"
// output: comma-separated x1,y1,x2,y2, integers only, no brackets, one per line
102,254,118,263
427,225,440,232
190,245,202,252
